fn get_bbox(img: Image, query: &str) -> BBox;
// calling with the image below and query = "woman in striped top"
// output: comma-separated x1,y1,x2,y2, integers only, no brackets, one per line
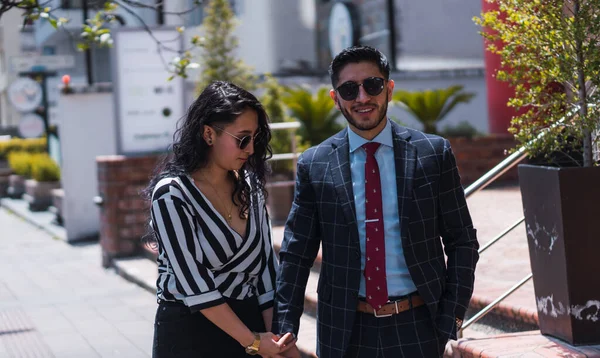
145,81,295,357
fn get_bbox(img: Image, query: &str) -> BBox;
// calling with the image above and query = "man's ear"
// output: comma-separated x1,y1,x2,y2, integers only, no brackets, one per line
329,89,341,110
387,79,395,102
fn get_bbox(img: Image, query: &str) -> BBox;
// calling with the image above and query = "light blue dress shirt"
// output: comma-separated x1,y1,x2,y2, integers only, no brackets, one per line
348,119,417,298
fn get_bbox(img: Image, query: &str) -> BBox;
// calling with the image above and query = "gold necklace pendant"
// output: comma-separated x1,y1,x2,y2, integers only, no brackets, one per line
198,172,234,223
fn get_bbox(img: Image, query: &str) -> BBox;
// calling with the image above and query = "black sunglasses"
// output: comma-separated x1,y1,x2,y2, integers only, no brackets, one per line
212,125,263,150
335,77,386,101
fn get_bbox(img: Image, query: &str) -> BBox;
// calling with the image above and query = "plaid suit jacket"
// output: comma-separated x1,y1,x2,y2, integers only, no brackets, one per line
273,122,479,358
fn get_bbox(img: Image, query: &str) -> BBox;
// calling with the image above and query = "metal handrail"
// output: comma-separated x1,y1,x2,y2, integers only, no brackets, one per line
461,273,533,331
266,121,301,188
464,147,527,199
478,217,525,256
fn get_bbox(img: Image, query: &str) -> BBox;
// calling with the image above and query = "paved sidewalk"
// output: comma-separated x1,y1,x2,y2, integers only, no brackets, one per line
0,207,156,357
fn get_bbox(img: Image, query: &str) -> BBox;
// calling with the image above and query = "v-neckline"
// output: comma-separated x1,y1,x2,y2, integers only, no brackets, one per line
186,175,251,239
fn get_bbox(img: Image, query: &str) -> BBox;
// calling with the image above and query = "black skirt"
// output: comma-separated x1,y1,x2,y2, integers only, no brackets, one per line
152,296,266,358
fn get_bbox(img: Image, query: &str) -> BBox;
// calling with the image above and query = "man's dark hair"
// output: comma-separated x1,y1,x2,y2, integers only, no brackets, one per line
328,46,391,88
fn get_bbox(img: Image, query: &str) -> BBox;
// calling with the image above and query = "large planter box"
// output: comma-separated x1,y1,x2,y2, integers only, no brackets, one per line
0,168,11,197
24,179,61,212
7,174,26,198
518,164,600,346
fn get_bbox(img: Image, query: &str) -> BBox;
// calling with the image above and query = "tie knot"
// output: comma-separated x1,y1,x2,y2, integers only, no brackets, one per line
362,142,381,156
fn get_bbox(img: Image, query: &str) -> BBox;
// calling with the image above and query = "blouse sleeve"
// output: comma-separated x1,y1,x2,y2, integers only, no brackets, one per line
151,194,225,312
256,203,278,311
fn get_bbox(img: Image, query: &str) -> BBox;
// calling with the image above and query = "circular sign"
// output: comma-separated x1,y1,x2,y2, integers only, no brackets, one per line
8,77,43,113
328,3,355,58
18,113,45,138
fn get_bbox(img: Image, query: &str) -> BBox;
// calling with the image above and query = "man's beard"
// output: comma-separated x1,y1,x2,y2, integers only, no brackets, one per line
339,93,389,132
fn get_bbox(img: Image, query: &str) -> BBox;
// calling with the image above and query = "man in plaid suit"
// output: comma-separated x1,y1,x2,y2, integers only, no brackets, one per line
273,46,479,358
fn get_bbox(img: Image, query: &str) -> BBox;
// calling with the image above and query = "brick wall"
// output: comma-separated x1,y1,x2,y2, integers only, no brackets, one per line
97,154,161,267
449,135,521,186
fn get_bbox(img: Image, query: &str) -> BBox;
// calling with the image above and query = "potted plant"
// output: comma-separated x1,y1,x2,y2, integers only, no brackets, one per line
7,152,33,198
475,0,600,345
260,75,308,224
24,154,61,211
282,85,343,147
0,141,12,197
392,85,476,135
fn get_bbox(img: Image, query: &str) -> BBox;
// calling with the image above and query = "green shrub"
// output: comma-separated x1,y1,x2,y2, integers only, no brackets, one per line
31,154,61,182
260,74,309,174
0,138,46,160
392,85,475,135
282,86,343,147
440,121,482,139
8,152,34,177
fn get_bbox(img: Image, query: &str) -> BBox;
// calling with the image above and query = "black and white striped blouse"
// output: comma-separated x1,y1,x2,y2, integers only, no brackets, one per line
150,174,278,312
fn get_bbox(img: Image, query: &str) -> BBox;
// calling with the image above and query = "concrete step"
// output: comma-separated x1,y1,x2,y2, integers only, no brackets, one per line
113,256,157,294
446,330,600,357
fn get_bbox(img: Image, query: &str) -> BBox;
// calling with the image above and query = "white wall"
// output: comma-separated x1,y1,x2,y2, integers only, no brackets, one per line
235,0,275,74
270,0,317,71
58,91,117,242
393,0,484,60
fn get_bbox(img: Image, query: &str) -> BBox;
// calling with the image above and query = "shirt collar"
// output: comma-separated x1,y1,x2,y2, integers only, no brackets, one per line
348,119,394,153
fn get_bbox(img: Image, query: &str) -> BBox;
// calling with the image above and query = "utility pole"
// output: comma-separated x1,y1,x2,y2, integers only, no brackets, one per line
82,0,93,85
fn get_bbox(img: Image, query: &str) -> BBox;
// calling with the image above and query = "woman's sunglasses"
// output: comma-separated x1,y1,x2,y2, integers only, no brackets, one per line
211,125,263,150
335,77,386,101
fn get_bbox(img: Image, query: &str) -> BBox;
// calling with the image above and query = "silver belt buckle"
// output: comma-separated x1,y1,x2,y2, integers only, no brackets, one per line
373,301,399,318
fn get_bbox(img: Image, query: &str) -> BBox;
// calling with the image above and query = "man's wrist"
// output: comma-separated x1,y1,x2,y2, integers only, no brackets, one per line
455,317,463,330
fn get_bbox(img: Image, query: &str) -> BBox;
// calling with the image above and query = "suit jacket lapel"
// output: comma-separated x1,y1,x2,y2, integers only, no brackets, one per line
391,122,416,242
328,128,360,246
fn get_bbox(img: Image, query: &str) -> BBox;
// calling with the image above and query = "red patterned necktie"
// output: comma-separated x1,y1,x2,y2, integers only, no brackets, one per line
362,142,388,310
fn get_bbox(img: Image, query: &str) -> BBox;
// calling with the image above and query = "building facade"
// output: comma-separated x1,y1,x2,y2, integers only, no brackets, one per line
5,0,489,133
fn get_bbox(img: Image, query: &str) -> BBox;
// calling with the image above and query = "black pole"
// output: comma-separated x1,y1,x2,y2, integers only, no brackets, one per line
156,0,164,25
83,0,93,85
386,0,398,70
40,74,50,153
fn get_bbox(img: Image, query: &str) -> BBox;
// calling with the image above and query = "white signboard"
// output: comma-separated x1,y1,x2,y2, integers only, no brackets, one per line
18,113,45,138
10,55,75,73
8,77,43,112
329,3,355,58
112,29,185,154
